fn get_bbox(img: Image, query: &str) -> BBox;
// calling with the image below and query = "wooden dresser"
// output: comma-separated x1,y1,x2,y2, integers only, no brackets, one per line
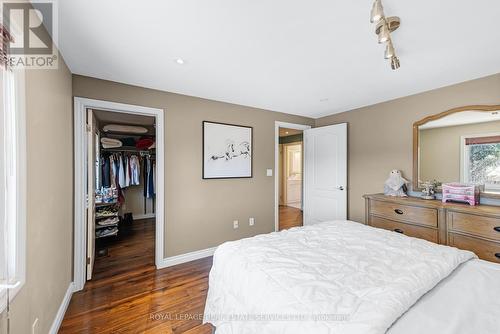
364,194,500,264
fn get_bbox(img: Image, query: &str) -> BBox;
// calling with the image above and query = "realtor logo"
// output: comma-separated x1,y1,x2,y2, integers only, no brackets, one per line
2,0,58,69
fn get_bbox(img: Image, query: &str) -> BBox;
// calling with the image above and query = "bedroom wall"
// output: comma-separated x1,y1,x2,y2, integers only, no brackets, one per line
72,75,314,257
0,55,73,333
315,73,500,223
420,120,500,183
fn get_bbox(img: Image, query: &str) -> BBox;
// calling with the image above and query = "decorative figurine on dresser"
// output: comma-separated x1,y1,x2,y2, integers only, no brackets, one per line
384,169,409,197
420,180,440,200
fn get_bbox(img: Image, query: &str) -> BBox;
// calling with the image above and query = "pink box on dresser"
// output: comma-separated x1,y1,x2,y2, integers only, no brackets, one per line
442,183,482,206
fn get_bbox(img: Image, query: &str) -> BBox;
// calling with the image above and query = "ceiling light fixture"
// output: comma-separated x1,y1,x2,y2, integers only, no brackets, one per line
370,0,401,70
175,58,185,65
370,0,384,23
384,40,395,59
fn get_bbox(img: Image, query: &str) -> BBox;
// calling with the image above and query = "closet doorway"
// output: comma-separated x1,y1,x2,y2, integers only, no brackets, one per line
74,98,164,292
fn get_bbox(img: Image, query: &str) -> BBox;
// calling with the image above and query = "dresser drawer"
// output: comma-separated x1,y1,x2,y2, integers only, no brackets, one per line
448,233,500,264
370,216,438,243
447,211,500,242
370,200,438,227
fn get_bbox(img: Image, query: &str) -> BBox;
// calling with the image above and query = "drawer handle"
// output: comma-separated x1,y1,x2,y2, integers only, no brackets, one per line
394,209,404,215
495,253,500,260
494,227,500,233
394,228,404,234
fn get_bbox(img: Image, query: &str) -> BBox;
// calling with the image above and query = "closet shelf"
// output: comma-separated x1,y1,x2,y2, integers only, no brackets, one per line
101,146,153,154
95,201,118,207
95,213,119,219
96,231,118,239
96,223,119,230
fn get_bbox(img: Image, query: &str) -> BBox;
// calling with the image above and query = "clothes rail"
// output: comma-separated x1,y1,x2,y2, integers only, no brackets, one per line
101,148,152,154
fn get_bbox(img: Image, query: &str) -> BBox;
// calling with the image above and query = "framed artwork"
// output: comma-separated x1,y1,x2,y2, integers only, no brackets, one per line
203,121,253,179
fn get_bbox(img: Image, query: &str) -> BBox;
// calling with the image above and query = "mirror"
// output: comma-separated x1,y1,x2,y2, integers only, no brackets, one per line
413,105,500,197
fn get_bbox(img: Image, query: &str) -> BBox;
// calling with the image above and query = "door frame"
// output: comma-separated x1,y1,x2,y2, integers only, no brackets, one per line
274,121,311,232
73,97,165,292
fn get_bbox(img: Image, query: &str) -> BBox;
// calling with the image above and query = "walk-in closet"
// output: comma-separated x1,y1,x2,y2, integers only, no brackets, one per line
87,109,157,280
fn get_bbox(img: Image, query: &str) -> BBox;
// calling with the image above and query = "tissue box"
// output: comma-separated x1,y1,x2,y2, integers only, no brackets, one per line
442,183,482,206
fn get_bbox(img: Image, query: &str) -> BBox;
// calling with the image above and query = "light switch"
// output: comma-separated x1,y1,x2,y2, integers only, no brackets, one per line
233,220,239,229
249,217,255,226
266,169,273,176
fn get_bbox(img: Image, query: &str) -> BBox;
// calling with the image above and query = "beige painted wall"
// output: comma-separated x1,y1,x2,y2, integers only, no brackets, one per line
0,56,73,333
419,120,500,184
72,75,314,257
122,186,154,217
315,73,500,223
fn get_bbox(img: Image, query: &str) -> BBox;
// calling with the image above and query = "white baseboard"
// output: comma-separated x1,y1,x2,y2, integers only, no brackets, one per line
133,213,156,220
157,247,217,269
49,282,74,334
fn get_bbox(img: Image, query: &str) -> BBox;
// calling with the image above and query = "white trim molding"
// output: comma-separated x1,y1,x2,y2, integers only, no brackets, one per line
158,247,217,268
0,64,27,310
49,282,74,334
274,121,311,232
73,97,165,291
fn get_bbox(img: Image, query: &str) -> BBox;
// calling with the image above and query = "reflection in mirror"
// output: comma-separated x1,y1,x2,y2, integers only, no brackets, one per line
418,109,500,194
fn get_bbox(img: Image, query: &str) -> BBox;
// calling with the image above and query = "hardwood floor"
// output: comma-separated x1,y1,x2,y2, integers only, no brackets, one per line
61,210,304,333
60,218,214,334
279,205,303,230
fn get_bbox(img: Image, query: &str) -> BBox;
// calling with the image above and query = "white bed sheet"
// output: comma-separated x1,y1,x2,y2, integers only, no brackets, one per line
388,259,500,334
204,221,477,334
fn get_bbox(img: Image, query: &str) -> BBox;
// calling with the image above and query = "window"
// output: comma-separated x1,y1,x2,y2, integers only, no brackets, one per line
461,134,500,193
0,66,26,312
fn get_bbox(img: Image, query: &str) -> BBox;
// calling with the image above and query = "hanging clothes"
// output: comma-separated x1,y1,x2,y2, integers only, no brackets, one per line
130,155,140,185
118,154,126,188
110,155,117,189
124,155,131,187
143,156,156,199
143,157,148,198
101,153,111,188
148,159,155,198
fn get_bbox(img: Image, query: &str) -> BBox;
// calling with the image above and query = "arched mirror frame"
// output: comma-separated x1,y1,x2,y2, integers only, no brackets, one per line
413,104,500,199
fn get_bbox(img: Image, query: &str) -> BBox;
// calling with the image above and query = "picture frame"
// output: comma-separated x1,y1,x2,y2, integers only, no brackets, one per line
202,121,253,179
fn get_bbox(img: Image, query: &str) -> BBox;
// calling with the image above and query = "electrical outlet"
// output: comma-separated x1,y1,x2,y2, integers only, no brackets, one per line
249,217,255,226
233,220,239,229
32,318,39,334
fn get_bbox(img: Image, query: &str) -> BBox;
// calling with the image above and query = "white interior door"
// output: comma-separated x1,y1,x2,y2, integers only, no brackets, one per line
86,109,96,280
303,123,347,225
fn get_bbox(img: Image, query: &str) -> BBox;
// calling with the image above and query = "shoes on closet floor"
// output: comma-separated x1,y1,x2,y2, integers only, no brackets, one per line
96,226,118,238
97,217,119,226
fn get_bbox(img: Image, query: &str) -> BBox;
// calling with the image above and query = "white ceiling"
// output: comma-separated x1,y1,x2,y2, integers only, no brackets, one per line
58,1,500,118
279,127,303,137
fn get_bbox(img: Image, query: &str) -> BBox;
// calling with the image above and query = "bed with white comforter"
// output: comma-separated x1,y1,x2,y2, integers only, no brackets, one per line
203,221,499,333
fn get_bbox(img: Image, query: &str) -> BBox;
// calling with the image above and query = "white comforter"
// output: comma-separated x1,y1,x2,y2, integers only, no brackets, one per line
204,221,476,334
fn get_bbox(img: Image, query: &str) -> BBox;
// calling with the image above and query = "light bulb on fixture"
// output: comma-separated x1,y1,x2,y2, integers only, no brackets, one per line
370,0,384,23
391,56,400,70
384,40,395,59
377,23,390,43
